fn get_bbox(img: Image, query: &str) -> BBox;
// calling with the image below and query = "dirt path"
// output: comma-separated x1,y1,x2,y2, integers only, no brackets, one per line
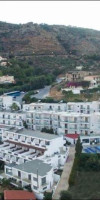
52,146,75,200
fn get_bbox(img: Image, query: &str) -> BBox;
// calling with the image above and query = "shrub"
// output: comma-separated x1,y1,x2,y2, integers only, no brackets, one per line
43,192,52,200
60,191,72,200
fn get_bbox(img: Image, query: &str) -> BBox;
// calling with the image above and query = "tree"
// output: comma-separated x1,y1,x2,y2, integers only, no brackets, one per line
75,137,82,157
60,191,72,200
0,178,11,187
10,103,20,111
43,192,52,200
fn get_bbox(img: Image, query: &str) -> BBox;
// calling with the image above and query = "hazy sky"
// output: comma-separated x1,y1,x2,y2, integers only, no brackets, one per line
0,1,100,30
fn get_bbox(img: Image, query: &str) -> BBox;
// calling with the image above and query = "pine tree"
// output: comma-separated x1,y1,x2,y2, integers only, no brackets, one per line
75,137,82,157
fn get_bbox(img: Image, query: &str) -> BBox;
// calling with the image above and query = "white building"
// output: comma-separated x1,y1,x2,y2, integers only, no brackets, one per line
4,159,53,199
23,102,67,112
26,110,93,135
0,110,25,128
0,128,68,167
67,101,100,114
0,128,68,198
0,95,21,110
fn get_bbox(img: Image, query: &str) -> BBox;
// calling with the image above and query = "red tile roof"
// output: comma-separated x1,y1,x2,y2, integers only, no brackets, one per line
4,190,36,200
65,134,79,139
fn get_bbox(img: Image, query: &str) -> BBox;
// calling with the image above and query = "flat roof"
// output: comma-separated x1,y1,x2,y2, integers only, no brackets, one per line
12,159,52,176
15,129,60,140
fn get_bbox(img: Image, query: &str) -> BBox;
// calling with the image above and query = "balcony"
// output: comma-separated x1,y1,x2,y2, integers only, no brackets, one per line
69,121,78,123
23,178,31,184
26,115,32,119
80,121,89,123
80,127,89,129
6,170,12,176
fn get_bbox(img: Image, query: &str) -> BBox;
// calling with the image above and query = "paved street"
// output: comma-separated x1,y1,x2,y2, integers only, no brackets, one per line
31,85,51,99
53,146,75,200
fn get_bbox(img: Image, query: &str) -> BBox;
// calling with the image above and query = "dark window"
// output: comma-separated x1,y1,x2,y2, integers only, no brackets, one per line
41,177,46,185
82,139,89,143
33,177,38,181
33,185,37,190
18,171,21,178
28,174,31,180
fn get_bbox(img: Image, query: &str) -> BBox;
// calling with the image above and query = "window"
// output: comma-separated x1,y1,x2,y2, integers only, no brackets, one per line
87,105,90,109
45,141,50,145
18,171,21,178
80,105,83,109
82,139,89,143
33,177,38,181
85,117,88,122
28,174,31,180
49,106,52,110
75,125,77,129
65,130,68,134
33,186,37,190
58,106,60,111
41,177,46,185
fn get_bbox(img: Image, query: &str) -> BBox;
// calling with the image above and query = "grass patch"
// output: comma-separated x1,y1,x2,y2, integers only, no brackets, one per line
68,171,100,200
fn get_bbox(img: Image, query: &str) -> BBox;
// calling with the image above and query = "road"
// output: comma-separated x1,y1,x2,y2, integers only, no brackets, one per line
31,78,63,99
31,85,51,99
52,146,75,200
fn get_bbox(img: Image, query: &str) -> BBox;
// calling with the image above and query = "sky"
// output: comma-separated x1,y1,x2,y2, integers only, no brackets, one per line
0,1,100,31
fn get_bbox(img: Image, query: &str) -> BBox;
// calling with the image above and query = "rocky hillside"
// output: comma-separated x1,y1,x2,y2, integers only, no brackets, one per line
0,21,100,58
1,21,100,74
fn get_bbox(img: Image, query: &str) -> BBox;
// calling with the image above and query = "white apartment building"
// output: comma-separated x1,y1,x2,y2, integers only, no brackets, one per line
0,95,21,110
23,101,100,114
26,110,94,135
0,128,68,168
67,101,100,114
0,128,68,198
4,159,54,199
0,111,25,128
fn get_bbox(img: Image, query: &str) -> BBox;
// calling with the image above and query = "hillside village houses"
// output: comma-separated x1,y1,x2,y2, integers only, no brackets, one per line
65,70,93,82
0,75,15,84
1,98,100,197
84,75,100,88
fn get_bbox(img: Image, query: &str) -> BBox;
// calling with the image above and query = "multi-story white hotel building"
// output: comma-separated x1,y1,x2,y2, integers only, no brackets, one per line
1,128,67,167
0,127,68,198
26,110,93,135
24,101,100,136
23,101,100,114
0,100,100,198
